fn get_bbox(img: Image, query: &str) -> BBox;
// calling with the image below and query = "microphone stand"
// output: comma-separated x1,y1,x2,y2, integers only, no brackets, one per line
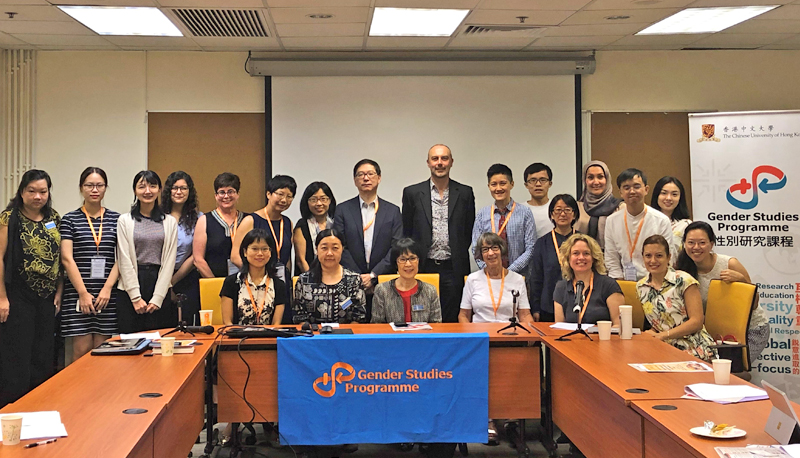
557,281,592,341
163,293,196,337
497,290,530,335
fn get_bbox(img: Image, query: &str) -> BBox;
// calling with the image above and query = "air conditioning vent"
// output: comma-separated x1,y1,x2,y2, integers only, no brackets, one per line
462,25,548,38
171,9,268,37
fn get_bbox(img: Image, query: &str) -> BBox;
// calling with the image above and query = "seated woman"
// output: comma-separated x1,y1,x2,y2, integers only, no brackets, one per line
554,233,623,326
637,235,715,361
293,229,367,324
460,232,533,324
220,228,285,326
372,238,442,323
676,221,769,363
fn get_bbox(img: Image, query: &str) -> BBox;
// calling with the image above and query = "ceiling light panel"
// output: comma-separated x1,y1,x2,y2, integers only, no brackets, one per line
369,7,469,36
57,6,183,36
636,6,779,34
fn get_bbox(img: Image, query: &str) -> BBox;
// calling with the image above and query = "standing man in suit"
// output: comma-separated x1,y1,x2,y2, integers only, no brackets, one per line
334,159,403,322
402,144,475,323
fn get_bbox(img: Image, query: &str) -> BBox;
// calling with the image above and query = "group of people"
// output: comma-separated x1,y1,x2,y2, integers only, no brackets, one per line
0,144,769,414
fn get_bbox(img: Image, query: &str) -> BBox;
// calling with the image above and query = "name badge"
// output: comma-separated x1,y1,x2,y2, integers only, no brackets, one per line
44,221,56,230
623,262,638,282
412,304,424,312
90,256,106,279
275,262,286,282
227,259,239,275
341,298,353,310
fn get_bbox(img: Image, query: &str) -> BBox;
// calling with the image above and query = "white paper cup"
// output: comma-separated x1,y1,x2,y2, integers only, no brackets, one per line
199,310,213,327
619,305,633,340
1,415,23,446
713,359,732,385
597,321,612,341
161,337,175,357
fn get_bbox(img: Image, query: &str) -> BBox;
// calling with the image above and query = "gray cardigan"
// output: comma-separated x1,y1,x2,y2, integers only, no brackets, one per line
371,279,442,323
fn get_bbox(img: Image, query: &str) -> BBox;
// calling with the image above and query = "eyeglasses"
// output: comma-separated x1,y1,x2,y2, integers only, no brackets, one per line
552,208,574,216
526,178,551,185
216,190,238,197
308,196,331,205
273,191,294,201
355,171,378,179
171,186,189,193
247,246,271,253
397,256,419,264
480,246,502,254
684,240,709,248
82,183,106,190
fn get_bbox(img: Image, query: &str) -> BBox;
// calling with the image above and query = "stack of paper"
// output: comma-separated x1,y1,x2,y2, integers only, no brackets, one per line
120,331,161,341
684,383,768,404
390,322,433,331
629,361,713,372
0,411,67,441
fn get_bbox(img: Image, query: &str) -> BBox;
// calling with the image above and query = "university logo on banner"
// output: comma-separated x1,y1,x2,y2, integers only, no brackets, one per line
690,111,800,401
277,333,489,445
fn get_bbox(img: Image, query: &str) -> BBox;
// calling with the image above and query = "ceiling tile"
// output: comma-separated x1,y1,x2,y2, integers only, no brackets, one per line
10,33,113,45
269,7,369,24
544,23,647,36
280,35,363,48
612,32,709,45
760,42,800,48
767,33,800,44
35,44,120,49
479,0,592,10
722,19,800,34
530,35,624,47
276,22,364,37
758,5,800,20
447,35,534,48
103,35,198,47
266,0,370,6
0,0,49,4
561,8,679,25
157,0,264,7
465,9,575,26
366,36,449,48
191,35,280,47
602,43,685,49
374,0,479,7
0,20,93,34
585,0,695,11
687,0,793,6
53,0,156,5
0,5,72,21
689,32,794,47
0,30,27,45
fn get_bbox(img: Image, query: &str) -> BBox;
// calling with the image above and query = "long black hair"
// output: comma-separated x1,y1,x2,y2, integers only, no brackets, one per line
7,169,54,219
161,171,199,230
675,221,716,280
307,228,346,282
299,181,336,220
130,170,165,222
651,176,691,221
238,228,278,279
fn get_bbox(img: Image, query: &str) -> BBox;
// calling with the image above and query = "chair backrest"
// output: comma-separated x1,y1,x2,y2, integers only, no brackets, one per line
377,274,440,294
198,277,226,325
616,280,645,330
705,280,757,370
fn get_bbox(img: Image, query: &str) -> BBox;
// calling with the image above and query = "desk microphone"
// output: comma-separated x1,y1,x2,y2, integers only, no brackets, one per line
184,325,214,334
572,280,585,314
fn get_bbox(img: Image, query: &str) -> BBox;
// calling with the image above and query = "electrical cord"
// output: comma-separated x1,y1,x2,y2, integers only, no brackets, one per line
244,50,252,75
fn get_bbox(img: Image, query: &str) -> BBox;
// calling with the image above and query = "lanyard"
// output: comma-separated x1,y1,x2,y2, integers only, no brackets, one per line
551,229,574,259
216,209,240,240
362,199,379,232
491,202,516,236
264,212,284,254
624,207,648,259
244,274,270,324
574,275,595,322
486,269,506,317
81,206,104,252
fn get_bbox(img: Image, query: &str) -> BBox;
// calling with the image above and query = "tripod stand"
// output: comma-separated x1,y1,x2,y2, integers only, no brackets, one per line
497,290,530,335
556,281,592,341
162,293,194,337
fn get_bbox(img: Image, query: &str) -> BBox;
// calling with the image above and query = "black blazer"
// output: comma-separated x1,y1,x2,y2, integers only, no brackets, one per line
334,196,403,276
401,179,475,277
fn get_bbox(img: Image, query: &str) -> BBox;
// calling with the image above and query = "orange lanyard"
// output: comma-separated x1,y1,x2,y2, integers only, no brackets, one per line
551,229,574,259
491,202,516,236
262,209,284,253
81,206,104,251
363,199,379,232
574,275,595,322
486,269,506,317
624,207,648,259
244,275,270,324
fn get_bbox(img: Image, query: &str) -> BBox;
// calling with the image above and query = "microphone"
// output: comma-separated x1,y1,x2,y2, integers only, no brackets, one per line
572,280,585,314
511,290,520,317
184,325,214,334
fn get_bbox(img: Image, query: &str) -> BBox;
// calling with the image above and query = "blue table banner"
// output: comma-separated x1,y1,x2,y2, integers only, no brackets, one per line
277,333,489,445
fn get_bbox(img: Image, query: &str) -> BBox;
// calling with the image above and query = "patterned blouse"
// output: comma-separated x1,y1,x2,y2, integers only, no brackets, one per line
220,272,287,325
293,268,367,324
637,268,716,361
0,208,61,297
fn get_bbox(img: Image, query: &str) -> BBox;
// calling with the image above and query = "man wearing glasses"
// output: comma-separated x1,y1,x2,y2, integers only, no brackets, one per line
335,159,403,322
523,163,555,240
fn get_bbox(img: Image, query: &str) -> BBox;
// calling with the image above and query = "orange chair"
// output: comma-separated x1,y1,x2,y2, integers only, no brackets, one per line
616,280,645,330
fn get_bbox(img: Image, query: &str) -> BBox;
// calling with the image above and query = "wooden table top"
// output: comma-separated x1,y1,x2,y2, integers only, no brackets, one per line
632,398,780,456
531,321,568,336
543,334,751,404
0,343,212,457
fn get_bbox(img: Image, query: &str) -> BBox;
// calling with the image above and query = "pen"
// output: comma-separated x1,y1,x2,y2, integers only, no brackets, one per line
24,438,57,448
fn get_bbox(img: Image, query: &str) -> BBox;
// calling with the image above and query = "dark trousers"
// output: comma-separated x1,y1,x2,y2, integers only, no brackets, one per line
173,269,200,326
538,311,556,322
422,259,463,323
117,265,177,334
0,283,56,407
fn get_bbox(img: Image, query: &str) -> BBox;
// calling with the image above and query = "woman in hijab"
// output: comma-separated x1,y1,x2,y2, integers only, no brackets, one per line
574,160,623,250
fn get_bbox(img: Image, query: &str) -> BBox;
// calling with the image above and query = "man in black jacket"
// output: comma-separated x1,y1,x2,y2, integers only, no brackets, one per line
402,144,475,323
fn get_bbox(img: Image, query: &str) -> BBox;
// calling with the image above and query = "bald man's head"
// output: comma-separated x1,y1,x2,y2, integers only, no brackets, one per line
427,144,453,179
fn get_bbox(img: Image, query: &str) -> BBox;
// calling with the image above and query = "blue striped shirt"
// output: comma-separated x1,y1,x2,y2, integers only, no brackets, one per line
471,199,537,276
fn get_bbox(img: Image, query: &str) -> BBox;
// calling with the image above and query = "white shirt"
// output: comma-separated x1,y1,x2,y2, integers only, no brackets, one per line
461,269,530,323
604,204,675,280
525,202,554,240
359,196,377,266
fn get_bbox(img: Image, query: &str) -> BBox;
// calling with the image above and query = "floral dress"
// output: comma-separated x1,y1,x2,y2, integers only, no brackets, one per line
637,268,716,361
